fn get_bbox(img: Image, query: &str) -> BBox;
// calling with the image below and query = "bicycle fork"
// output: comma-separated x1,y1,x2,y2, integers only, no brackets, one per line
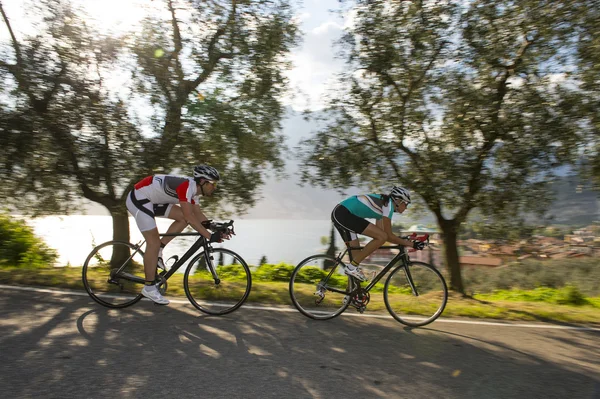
203,249,221,285
403,265,420,296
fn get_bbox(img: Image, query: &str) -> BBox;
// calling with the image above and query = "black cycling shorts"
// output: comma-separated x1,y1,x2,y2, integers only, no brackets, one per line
331,204,370,243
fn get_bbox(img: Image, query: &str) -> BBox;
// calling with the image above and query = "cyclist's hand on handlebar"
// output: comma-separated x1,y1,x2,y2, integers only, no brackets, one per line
412,240,425,250
209,231,223,243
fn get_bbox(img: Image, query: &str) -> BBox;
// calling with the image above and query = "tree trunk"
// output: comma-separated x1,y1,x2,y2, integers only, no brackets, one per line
110,207,130,243
439,220,465,294
109,206,131,268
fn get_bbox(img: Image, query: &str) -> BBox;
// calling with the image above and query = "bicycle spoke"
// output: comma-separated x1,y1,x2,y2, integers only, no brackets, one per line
82,241,145,308
184,248,251,315
384,261,448,327
289,254,351,320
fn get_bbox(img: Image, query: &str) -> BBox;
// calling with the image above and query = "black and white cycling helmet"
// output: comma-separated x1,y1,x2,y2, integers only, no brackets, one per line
193,165,220,182
389,186,411,204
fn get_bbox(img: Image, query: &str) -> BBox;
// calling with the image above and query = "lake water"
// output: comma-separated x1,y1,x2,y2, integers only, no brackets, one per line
27,216,334,267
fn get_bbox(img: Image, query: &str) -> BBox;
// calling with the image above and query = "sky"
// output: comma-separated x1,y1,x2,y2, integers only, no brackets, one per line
285,0,347,111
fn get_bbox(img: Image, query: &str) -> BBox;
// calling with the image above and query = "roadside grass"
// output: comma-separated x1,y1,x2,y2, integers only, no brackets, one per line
1,265,599,325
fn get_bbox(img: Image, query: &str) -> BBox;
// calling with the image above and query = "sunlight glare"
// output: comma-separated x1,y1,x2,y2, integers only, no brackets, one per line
81,0,150,35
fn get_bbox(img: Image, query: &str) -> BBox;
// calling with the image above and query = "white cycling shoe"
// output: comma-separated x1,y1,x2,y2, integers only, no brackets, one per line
141,285,170,305
344,265,367,281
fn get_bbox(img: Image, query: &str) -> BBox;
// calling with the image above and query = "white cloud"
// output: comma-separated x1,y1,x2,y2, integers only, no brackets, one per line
284,17,346,111
312,20,343,35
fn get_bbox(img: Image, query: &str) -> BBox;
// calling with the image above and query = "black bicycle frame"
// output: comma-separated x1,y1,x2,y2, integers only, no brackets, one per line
325,245,417,296
117,232,213,285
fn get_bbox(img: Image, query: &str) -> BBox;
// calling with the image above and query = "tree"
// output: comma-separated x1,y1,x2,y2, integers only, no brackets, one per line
298,1,595,293
324,224,337,270
259,255,268,266
0,0,300,247
574,1,600,189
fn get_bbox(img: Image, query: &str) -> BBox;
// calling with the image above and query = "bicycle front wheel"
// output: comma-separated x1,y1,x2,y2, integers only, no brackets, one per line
384,261,448,327
82,241,145,308
183,248,251,315
289,254,351,320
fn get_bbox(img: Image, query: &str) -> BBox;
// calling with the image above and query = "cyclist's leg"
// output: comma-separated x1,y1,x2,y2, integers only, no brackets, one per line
332,204,387,264
155,204,187,247
332,205,359,259
141,228,161,281
126,193,163,282
352,224,387,264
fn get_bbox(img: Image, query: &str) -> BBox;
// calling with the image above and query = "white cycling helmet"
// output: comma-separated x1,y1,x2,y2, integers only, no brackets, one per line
389,186,411,204
193,165,220,182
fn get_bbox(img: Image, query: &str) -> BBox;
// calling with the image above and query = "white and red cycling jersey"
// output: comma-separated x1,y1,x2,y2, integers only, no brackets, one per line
133,174,199,204
126,174,199,232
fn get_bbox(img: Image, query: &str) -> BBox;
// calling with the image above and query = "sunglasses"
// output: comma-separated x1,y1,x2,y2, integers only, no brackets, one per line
394,198,408,207
207,180,218,187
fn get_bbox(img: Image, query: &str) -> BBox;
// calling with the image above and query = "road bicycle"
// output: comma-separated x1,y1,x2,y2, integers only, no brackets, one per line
289,234,448,327
82,220,251,315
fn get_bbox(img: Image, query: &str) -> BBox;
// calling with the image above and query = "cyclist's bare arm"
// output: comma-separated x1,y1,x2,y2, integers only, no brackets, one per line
382,217,413,247
179,201,211,239
192,204,209,223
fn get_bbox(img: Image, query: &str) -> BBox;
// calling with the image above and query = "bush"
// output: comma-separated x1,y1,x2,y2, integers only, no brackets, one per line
296,265,325,283
216,265,248,280
253,263,295,282
478,285,591,306
555,285,587,306
462,258,600,297
0,214,58,268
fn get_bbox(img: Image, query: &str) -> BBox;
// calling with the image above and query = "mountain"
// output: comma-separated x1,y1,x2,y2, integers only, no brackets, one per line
240,109,345,219
546,176,600,225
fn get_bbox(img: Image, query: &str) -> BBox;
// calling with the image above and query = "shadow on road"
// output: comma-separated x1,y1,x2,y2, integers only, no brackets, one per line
1,290,599,399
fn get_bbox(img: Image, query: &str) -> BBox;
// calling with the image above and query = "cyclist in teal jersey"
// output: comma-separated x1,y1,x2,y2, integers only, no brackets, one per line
331,186,425,281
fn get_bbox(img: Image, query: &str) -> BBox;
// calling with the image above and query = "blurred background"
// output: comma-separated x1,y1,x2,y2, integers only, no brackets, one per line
0,0,598,301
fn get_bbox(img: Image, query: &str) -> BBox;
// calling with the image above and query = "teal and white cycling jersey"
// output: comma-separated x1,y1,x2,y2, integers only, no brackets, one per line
339,194,395,220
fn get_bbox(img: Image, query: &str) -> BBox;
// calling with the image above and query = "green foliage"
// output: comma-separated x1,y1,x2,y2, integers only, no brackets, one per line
215,265,248,281
0,0,300,231
478,285,591,307
292,265,348,288
297,0,599,293
532,225,572,239
462,258,600,297
460,219,536,241
253,263,295,282
0,214,57,268
259,255,268,266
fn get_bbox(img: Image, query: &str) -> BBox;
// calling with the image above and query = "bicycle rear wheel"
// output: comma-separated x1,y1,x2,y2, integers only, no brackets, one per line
289,254,351,320
383,261,448,327
82,241,145,308
183,248,251,315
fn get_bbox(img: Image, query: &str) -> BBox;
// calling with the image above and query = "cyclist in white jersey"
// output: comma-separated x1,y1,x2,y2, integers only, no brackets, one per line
331,186,424,281
125,165,226,305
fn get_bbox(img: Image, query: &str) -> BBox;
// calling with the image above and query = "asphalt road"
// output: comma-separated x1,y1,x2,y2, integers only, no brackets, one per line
1,285,599,399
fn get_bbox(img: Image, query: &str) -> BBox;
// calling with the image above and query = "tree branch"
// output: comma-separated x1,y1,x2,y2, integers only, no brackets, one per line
188,0,237,93
456,36,537,222
167,0,185,84
0,2,22,65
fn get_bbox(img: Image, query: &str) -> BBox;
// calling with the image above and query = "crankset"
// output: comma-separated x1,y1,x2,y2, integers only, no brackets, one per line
350,288,370,312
